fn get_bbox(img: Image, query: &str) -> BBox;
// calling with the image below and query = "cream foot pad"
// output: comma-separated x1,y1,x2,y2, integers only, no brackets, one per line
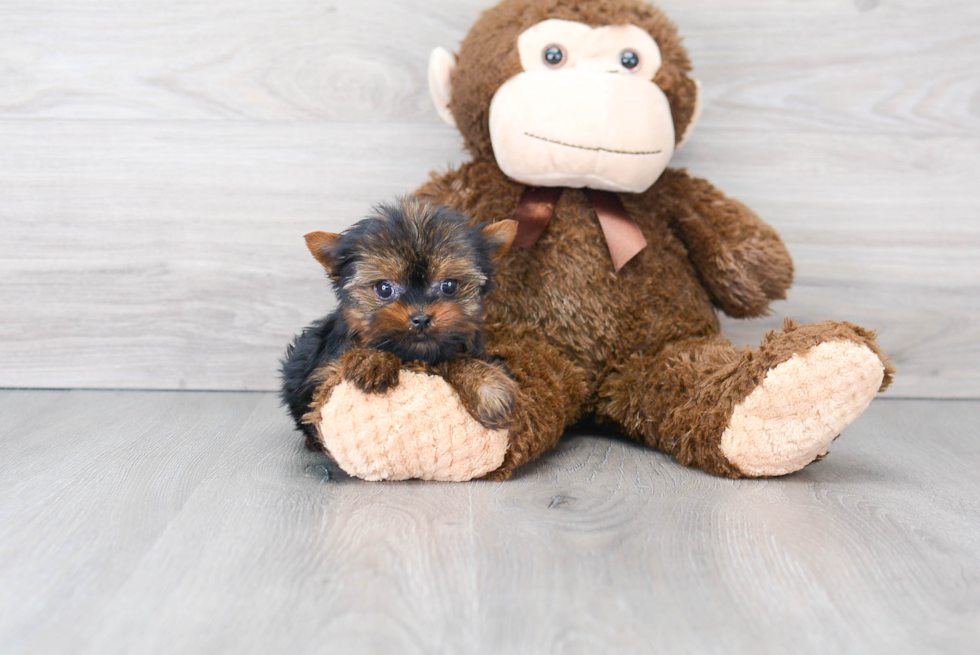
315,371,509,481
720,341,886,477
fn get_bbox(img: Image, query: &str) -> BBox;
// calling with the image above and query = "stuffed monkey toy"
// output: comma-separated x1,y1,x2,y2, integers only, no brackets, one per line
300,0,893,481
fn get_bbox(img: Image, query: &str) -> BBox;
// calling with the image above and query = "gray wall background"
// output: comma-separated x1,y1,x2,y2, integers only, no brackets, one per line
0,0,977,397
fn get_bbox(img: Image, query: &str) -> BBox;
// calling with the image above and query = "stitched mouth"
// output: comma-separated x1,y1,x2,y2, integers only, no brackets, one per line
524,132,662,156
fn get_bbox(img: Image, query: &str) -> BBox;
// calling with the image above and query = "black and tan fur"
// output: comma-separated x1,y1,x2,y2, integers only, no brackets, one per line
280,197,519,445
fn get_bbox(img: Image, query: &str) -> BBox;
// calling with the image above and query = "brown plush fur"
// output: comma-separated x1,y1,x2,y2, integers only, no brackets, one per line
416,157,892,478
305,0,893,479
409,0,892,479
597,319,894,477
484,339,590,479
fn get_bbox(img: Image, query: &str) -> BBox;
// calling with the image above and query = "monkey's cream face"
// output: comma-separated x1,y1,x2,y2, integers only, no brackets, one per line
489,19,676,193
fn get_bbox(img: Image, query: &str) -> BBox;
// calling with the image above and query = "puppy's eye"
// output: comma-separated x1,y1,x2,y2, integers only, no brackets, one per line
620,50,640,71
375,280,394,300
543,45,565,68
440,279,458,296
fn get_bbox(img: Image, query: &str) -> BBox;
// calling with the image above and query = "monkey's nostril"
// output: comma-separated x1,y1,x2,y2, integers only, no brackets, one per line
410,313,433,330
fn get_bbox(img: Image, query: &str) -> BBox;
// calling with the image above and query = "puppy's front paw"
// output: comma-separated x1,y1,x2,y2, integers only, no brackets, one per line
445,359,518,430
340,349,402,394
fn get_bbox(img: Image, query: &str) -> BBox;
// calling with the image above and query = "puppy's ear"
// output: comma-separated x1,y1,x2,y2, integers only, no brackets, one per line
481,220,518,262
304,232,341,274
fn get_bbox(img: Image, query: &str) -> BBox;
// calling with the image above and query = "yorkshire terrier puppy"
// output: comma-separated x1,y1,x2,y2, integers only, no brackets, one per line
280,197,519,448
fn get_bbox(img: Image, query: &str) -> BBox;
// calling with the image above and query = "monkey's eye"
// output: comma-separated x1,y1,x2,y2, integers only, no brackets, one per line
542,45,565,68
620,50,640,71
440,279,458,296
375,280,395,300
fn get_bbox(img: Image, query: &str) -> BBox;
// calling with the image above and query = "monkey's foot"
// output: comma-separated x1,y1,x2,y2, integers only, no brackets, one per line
312,371,509,481
719,339,886,477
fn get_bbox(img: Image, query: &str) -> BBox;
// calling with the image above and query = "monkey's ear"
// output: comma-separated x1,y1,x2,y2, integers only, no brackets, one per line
481,219,518,262
304,231,341,274
428,47,457,127
676,79,703,150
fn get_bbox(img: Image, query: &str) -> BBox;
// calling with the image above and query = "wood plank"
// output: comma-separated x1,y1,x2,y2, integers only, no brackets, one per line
0,391,978,653
0,121,976,396
0,390,271,654
0,0,975,136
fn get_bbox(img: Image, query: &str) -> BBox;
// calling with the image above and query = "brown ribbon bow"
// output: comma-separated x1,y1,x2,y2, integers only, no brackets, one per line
512,187,648,272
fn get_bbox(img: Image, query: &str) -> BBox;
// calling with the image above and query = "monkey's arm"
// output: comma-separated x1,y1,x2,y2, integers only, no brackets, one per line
638,169,794,319
481,338,588,480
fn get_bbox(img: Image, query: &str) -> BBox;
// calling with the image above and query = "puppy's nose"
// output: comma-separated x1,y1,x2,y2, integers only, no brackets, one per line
410,313,433,330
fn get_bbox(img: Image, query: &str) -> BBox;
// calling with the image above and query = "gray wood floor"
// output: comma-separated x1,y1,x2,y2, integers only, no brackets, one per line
1,391,977,654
